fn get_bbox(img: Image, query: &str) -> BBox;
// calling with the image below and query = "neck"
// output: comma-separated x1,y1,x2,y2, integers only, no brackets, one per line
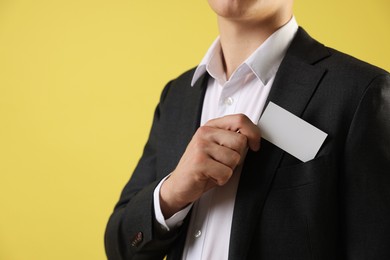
218,15,292,79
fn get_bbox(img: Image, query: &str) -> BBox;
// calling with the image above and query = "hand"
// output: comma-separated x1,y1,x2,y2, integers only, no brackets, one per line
160,114,261,218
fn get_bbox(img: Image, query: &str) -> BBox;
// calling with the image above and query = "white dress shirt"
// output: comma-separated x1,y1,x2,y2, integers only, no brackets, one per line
153,17,298,259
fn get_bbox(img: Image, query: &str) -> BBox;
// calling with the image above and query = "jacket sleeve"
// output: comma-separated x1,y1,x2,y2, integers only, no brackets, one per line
104,81,184,260
342,73,390,259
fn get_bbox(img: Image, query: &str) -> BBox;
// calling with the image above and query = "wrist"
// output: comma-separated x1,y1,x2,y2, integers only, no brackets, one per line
160,178,189,218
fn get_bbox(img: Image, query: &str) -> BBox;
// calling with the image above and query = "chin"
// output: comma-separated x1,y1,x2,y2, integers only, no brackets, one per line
208,0,248,18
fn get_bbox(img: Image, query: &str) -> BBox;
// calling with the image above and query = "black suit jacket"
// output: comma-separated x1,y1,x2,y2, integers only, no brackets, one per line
105,28,390,259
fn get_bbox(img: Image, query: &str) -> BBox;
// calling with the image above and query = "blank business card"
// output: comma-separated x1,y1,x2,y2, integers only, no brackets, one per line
258,102,327,162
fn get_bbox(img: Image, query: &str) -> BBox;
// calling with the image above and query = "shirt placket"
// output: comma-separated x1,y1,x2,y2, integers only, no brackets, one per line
217,78,243,118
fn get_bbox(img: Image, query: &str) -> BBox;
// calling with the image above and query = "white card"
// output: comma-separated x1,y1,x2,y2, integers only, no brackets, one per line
258,102,327,162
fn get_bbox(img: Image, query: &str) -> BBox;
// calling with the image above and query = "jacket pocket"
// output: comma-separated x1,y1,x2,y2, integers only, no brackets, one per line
272,154,335,190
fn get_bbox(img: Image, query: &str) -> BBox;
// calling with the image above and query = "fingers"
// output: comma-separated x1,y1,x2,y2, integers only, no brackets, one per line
189,132,242,173
195,126,248,155
205,114,261,151
204,141,241,170
200,156,235,186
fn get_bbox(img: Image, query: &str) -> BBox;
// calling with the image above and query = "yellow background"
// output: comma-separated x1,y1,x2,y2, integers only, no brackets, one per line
0,0,389,259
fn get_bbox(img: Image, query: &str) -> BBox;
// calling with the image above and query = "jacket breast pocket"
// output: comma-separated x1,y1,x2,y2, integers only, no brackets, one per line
271,154,336,190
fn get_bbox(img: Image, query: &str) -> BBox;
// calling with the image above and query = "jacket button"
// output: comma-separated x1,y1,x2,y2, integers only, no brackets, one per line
130,232,143,247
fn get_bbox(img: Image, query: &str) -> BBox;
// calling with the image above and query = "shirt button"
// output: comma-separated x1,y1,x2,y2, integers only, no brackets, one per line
224,97,234,106
194,230,202,238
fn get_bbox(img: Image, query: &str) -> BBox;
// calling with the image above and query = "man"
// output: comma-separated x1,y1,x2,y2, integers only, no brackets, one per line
105,0,390,259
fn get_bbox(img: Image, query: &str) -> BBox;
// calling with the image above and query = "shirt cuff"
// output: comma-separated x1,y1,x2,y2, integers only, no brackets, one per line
153,175,193,231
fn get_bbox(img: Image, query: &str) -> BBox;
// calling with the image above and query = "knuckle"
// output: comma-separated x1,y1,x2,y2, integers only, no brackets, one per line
235,114,248,125
236,134,248,147
192,138,207,150
187,140,209,165
197,126,211,137
193,170,208,183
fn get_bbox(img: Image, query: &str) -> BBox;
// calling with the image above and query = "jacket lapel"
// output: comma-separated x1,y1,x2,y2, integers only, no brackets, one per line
179,72,208,146
228,28,331,259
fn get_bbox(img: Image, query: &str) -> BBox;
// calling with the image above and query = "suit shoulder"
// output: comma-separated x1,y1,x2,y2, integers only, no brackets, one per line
157,67,198,102
324,47,389,78
170,67,198,87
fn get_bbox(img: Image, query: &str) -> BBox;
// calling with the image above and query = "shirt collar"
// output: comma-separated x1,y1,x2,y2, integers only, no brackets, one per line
191,16,299,86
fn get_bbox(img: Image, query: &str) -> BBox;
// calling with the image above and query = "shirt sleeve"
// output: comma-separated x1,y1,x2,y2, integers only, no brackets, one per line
153,175,193,231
